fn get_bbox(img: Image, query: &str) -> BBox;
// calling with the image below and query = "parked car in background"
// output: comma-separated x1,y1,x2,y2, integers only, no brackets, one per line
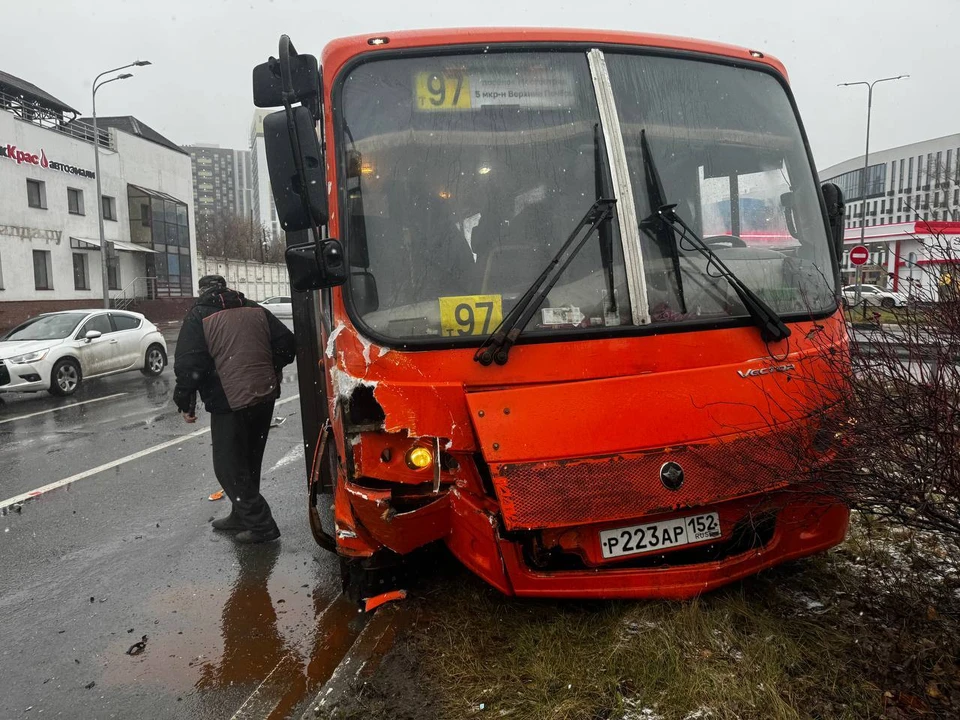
841,284,908,309
0,310,167,397
260,296,293,319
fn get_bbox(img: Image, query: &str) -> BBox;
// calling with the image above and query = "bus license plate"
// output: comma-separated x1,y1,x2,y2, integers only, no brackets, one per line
599,512,721,559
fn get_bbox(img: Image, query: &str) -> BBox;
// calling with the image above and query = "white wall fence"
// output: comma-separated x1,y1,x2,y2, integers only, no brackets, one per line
198,257,290,302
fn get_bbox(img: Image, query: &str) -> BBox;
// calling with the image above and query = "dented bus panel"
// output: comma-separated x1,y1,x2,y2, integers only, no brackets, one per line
256,28,850,603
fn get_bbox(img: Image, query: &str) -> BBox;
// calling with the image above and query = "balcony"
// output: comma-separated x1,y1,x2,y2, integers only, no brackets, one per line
0,88,115,151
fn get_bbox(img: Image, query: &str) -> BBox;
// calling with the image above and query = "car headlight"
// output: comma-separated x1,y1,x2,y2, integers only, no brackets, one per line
8,349,49,364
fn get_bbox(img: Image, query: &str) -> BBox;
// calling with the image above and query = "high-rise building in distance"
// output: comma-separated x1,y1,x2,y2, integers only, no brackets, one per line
183,144,253,235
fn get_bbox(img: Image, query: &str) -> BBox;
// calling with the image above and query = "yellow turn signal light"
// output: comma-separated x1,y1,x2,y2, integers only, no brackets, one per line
405,446,434,470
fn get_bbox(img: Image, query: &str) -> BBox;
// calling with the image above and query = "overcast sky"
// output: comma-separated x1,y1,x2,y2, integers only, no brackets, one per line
3,0,956,171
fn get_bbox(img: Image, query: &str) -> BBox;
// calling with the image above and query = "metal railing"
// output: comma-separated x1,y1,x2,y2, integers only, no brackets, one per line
111,276,192,309
0,89,115,150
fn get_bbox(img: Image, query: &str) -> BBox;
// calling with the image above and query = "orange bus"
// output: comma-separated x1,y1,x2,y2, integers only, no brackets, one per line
251,28,849,607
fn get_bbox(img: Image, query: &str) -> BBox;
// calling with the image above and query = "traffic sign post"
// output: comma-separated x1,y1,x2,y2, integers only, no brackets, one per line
849,245,869,305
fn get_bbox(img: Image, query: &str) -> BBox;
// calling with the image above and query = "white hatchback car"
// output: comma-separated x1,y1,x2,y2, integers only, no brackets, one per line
841,284,908,309
0,310,167,396
261,296,293,319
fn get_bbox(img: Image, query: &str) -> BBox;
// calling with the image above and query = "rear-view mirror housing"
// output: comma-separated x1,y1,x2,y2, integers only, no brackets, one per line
252,52,320,119
820,182,846,264
286,239,347,292
263,108,327,231
84,330,102,341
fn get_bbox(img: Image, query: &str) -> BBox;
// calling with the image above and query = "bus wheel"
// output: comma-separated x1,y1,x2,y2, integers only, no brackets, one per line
308,428,338,552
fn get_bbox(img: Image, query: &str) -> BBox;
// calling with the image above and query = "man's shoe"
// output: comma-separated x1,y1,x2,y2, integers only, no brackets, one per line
235,527,281,544
211,513,245,532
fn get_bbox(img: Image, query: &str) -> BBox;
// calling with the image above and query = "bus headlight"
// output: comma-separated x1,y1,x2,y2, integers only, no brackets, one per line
405,446,434,470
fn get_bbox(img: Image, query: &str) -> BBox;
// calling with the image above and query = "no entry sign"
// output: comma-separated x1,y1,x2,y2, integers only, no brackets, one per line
849,245,869,266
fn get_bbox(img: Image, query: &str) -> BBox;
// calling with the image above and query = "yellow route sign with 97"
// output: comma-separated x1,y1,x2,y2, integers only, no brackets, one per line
414,71,471,111
439,295,502,337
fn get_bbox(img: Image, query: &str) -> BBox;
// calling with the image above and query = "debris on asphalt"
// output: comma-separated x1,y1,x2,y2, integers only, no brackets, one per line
84,681,95,690
126,635,148,656
208,490,224,501
270,415,287,428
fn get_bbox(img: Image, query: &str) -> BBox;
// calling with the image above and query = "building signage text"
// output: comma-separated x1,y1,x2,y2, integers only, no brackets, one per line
0,142,95,179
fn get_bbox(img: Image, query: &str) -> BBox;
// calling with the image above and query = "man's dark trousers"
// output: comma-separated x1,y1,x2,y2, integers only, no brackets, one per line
211,399,279,534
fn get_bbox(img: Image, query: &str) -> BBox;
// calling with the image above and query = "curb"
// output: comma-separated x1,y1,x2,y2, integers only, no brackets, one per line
301,603,405,719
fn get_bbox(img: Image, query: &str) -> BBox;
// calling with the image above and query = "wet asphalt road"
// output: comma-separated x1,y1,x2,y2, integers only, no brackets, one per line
0,323,355,719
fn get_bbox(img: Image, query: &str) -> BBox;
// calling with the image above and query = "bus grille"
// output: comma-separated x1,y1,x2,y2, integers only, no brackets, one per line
491,433,812,531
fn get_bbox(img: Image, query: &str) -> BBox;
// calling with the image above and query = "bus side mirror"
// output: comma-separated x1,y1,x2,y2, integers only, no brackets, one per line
820,182,845,263
263,108,328,231
252,49,320,120
286,239,347,291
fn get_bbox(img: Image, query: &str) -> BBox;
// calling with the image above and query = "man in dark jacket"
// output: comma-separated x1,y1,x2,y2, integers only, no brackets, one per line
173,275,297,543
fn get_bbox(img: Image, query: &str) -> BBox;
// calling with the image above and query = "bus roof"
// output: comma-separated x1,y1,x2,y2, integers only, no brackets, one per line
321,27,788,81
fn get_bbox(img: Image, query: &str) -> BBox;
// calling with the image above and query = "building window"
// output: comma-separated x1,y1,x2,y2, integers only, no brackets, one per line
68,187,84,215
935,191,940,206
107,251,120,290
102,195,117,221
898,159,904,192
0,251,4,290
73,253,90,290
955,189,959,206
27,179,46,209
33,250,52,290
936,151,943,186
917,156,923,189
897,215,902,223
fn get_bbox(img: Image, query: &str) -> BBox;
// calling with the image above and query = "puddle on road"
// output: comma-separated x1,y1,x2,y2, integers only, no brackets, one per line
101,540,359,715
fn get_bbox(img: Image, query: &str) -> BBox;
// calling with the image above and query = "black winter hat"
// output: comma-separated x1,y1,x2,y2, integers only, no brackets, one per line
198,274,227,291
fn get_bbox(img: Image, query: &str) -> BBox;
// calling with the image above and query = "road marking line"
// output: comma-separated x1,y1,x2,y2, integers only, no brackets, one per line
0,394,300,511
0,393,128,426
267,444,304,473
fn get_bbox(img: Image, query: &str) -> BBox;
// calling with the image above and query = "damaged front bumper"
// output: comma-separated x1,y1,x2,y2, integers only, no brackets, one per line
445,486,849,600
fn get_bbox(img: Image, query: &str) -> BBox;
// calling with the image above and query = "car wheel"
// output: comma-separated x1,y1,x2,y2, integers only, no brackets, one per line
49,358,82,396
141,344,167,377
880,297,895,309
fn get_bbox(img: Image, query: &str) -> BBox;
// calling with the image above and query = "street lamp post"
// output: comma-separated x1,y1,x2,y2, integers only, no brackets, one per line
92,60,151,309
838,75,909,304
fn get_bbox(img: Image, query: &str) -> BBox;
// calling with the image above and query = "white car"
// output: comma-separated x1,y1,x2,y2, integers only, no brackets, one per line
841,284,907,309
260,295,293,319
0,310,167,397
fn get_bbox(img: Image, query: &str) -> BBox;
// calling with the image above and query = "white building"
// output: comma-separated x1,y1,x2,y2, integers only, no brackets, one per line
821,133,960,295
250,109,281,242
0,71,196,330
820,133,960,231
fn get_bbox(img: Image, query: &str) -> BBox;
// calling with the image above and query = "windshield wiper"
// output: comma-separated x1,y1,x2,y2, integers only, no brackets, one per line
648,203,792,342
638,129,687,314
638,130,790,344
474,197,616,366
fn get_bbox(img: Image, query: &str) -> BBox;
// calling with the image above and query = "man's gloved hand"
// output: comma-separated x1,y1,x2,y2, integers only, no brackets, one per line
173,386,197,420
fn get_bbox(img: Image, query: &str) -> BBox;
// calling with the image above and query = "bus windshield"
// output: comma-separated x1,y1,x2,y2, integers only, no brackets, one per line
339,49,834,342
